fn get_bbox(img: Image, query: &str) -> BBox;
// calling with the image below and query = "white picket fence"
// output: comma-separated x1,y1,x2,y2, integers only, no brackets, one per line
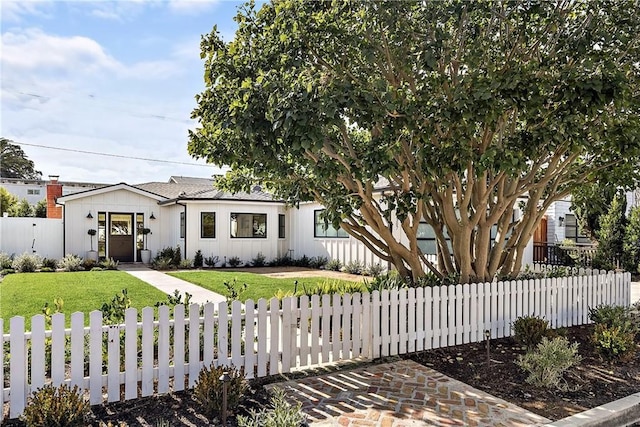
1,271,631,420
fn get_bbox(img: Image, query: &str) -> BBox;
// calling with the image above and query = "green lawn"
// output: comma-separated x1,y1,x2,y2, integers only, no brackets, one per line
169,270,362,302
0,271,168,331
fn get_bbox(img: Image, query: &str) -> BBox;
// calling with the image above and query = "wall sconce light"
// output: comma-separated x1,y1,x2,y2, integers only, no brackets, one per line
86,211,93,219
149,212,156,220
558,216,565,227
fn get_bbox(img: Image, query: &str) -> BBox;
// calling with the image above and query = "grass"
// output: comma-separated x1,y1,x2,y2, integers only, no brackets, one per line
0,271,168,331
169,270,362,302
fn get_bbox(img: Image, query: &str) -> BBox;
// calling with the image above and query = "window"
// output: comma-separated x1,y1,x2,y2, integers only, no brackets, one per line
180,212,185,239
27,189,40,195
231,213,267,238
136,213,144,250
278,214,286,238
417,222,451,255
201,212,216,238
314,210,348,238
564,214,590,245
98,212,106,258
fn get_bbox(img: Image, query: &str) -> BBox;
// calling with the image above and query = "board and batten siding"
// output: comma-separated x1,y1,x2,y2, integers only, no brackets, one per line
183,200,288,265
0,217,63,259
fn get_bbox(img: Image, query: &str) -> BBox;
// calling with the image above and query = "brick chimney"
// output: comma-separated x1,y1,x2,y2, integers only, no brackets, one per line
46,175,63,219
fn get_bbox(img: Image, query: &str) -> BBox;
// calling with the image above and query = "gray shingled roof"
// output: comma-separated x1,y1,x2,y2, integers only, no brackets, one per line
133,179,277,203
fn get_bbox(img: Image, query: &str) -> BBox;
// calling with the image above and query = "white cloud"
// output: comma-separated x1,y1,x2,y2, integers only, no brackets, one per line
1,28,120,75
0,1,53,23
168,0,219,15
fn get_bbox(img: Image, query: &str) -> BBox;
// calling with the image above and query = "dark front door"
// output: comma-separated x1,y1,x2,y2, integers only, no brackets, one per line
109,213,134,262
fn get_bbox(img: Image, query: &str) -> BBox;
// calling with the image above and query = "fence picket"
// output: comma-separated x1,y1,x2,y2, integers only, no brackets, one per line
1,272,631,420
141,307,154,397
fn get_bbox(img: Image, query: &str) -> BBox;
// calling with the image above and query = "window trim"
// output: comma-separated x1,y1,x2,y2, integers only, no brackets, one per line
278,214,286,239
201,212,216,238
230,213,267,239
314,209,348,238
180,212,185,239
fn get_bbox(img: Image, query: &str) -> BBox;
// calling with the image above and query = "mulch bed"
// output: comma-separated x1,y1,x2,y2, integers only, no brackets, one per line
3,324,639,426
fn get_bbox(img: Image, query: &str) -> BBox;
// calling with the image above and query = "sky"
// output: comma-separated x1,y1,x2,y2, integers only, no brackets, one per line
1,0,251,184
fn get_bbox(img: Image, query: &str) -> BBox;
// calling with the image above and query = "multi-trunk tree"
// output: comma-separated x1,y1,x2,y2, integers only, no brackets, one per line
189,0,640,283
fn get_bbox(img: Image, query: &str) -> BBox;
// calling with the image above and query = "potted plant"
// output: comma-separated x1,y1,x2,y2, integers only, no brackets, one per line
140,227,152,264
86,229,98,261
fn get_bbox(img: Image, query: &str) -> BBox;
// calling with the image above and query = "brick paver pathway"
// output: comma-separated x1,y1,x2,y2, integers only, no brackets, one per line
267,359,550,426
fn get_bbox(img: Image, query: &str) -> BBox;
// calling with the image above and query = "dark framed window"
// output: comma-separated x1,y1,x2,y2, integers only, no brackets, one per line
136,213,144,250
278,214,286,239
180,212,185,239
564,214,590,245
98,212,106,258
417,222,451,255
231,213,267,238
201,212,216,238
314,209,348,238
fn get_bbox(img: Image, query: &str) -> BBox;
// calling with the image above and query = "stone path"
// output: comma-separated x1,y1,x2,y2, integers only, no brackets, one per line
118,263,226,304
268,359,550,427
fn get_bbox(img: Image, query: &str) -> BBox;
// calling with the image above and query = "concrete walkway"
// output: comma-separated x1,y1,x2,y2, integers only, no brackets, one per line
119,263,226,305
269,359,550,427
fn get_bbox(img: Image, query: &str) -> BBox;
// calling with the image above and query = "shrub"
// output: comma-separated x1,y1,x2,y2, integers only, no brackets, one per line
81,258,97,271
364,271,406,292
172,245,182,266
228,256,242,267
300,279,367,296
153,257,174,270
268,255,292,267
414,272,460,288
237,387,307,427
59,254,84,272
21,384,89,427
251,252,266,267
516,337,581,390
101,289,131,325
41,257,58,270
180,258,192,269
40,267,55,273
156,290,193,308
1,268,15,276
0,252,12,269
293,254,311,267
592,323,636,361
308,256,328,269
204,255,219,267
100,257,119,270
364,263,385,277
156,246,176,262
194,250,204,268
588,304,636,332
512,315,551,350
343,260,364,275
12,252,42,273
193,365,247,418
325,259,342,271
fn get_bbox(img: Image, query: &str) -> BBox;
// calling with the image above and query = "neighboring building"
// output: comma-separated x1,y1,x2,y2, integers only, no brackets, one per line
1,176,107,206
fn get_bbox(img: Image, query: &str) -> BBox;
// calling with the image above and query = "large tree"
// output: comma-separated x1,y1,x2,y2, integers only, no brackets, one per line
189,0,640,283
1,138,42,179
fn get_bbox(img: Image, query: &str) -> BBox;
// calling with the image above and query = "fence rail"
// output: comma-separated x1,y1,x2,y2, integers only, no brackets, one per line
1,271,631,421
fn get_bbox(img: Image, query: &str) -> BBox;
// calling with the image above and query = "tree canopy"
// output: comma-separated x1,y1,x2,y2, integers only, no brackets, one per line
1,138,42,180
189,0,640,282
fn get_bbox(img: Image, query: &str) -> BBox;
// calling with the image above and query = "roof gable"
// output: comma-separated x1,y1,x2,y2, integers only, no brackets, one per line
56,183,167,204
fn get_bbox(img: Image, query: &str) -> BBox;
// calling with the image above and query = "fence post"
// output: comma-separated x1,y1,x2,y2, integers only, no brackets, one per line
9,316,26,419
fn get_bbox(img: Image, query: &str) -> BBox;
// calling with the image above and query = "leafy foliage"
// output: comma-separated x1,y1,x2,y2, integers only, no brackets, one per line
324,259,342,272
251,252,266,267
0,252,13,269
237,387,307,427
512,316,551,350
516,337,582,391
228,256,242,267
0,187,18,216
12,252,41,273
343,260,364,275
623,206,640,274
589,304,637,360
100,289,131,325
194,249,204,268
592,193,627,270
59,254,84,272
193,364,247,418
1,138,42,179
21,384,88,427
189,0,640,283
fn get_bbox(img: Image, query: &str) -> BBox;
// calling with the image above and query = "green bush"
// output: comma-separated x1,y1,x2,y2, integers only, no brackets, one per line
588,304,636,333
343,260,364,275
180,258,192,269
0,252,12,269
251,252,266,267
299,279,367,296
237,387,307,427
194,250,204,268
512,315,551,350
153,257,174,270
12,252,42,273
100,257,119,270
193,364,247,419
325,259,342,271
101,289,131,325
592,323,636,361
81,258,97,271
228,256,242,267
364,263,386,277
21,384,89,427
308,256,328,269
172,245,182,266
364,271,405,292
59,254,84,272
204,255,219,267
1,268,15,275
41,257,58,270
516,337,582,390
